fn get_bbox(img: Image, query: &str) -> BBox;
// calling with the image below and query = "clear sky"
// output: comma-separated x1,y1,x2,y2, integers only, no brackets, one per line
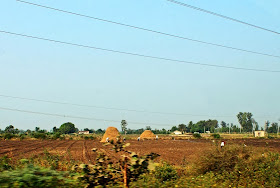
0,0,280,131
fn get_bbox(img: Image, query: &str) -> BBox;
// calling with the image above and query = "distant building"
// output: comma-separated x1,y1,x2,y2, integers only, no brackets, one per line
254,131,265,137
78,131,90,135
173,131,182,135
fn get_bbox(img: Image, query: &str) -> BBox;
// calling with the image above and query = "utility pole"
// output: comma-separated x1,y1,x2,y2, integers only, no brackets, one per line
277,118,280,137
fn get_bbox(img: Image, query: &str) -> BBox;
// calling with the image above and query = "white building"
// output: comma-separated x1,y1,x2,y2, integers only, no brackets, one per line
173,131,182,135
78,131,90,135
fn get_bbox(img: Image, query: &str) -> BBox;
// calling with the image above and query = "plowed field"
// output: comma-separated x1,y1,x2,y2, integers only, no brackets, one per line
1,139,280,165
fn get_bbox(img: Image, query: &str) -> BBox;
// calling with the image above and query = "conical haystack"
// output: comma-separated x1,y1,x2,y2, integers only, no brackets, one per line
101,127,120,142
140,130,156,139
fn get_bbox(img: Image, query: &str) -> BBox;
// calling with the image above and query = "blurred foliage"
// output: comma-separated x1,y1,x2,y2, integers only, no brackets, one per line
0,164,82,188
154,162,178,182
75,139,160,187
211,133,221,139
193,133,201,138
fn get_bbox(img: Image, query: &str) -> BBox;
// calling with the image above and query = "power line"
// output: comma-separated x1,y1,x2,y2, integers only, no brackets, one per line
167,0,280,35
0,94,276,119
0,94,233,118
16,0,280,59
0,30,279,73
0,106,172,127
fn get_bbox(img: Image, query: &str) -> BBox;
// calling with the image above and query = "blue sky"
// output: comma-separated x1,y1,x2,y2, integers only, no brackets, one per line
0,0,280,131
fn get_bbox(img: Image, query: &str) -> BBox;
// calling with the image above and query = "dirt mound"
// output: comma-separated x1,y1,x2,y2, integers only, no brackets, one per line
140,130,156,139
100,127,120,142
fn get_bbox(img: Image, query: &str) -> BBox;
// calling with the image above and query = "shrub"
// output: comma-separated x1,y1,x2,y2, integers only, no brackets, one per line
0,156,13,172
193,133,201,138
154,162,178,182
195,145,251,175
52,133,61,140
268,135,275,139
19,134,25,140
211,133,221,139
4,133,14,140
31,133,47,140
0,165,81,188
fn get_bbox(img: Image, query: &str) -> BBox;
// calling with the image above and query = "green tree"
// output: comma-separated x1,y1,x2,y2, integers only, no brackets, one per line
170,126,178,132
237,112,253,132
268,122,278,133
178,124,186,133
35,127,40,132
121,120,127,135
59,122,77,134
5,125,15,134
265,120,270,132
52,126,58,133
146,126,151,130
187,121,194,132
205,119,218,133
221,121,227,128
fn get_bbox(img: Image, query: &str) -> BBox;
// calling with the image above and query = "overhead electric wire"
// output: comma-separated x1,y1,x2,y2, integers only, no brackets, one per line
167,0,280,35
0,94,233,118
0,30,279,73
0,106,172,127
16,0,280,59
0,94,276,119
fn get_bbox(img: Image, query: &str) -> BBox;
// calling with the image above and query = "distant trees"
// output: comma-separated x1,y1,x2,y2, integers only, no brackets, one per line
53,126,58,133
178,124,187,133
189,120,218,133
121,120,127,135
267,122,278,133
146,126,151,130
59,122,77,134
237,112,253,132
170,126,178,132
5,125,19,134
84,128,94,133
95,129,105,134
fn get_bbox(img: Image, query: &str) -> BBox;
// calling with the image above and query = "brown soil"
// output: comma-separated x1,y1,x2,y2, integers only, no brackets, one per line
1,139,280,166
100,127,120,142
140,130,155,139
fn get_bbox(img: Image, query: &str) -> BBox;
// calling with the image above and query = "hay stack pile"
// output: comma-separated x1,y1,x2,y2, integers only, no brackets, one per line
140,130,156,139
100,127,120,142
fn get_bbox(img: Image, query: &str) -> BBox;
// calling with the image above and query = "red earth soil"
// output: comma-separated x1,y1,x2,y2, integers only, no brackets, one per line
1,139,280,165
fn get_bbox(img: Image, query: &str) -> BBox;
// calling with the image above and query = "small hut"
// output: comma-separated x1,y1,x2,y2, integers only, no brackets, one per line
140,130,156,140
173,131,182,135
254,131,265,137
101,127,120,142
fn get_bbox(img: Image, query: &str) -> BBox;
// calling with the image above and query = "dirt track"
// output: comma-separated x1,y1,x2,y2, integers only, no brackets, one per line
1,139,280,165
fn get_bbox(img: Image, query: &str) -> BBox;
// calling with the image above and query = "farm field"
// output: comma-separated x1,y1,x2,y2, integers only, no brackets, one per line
1,138,280,165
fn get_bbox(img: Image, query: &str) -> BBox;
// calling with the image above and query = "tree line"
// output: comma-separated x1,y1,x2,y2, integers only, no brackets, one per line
1,112,279,136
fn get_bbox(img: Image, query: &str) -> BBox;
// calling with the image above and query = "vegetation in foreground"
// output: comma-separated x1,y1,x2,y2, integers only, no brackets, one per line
0,140,280,188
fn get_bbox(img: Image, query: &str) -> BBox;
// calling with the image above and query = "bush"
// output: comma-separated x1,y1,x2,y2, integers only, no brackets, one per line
52,133,61,140
0,156,13,172
31,133,47,140
4,133,14,140
154,162,178,182
19,134,25,140
193,133,201,138
0,165,81,188
195,145,251,175
211,133,221,139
